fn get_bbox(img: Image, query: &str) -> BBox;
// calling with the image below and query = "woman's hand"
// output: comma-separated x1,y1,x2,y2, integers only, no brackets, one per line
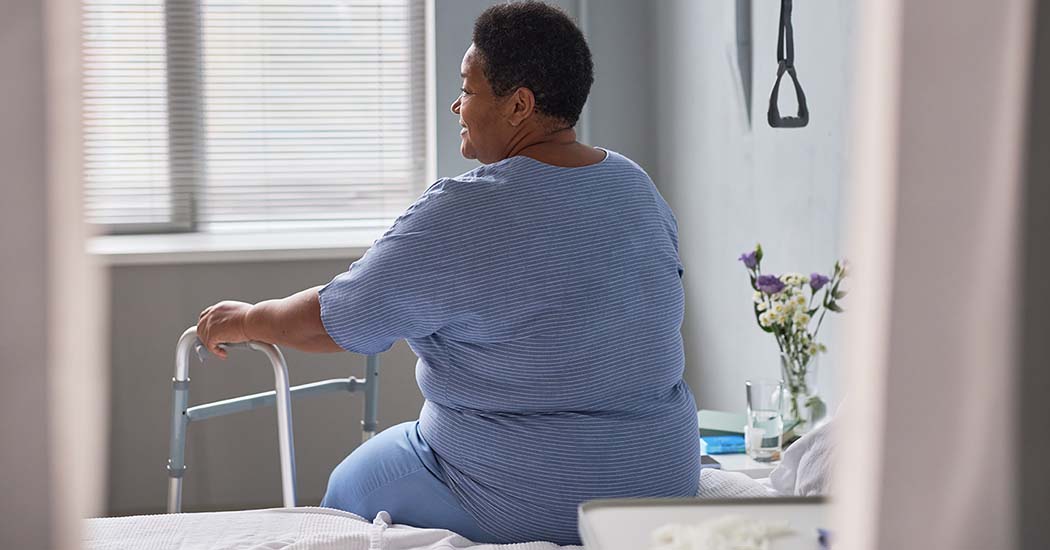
197,300,253,359
195,287,341,356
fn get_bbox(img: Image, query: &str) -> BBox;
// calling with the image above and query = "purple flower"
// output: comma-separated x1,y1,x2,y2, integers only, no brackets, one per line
738,251,758,269
810,273,830,291
757,274,786,294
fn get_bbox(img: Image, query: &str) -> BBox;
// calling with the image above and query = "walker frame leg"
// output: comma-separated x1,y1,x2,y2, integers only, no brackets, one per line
165,325,382,512
167,326,297,512
362,355,380,442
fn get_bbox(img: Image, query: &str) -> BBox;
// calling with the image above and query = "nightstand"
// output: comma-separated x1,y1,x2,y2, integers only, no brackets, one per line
697,409,779,479
707,452,778,479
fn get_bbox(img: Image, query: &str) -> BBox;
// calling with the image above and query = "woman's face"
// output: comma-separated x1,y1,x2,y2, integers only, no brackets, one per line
450,45,514,164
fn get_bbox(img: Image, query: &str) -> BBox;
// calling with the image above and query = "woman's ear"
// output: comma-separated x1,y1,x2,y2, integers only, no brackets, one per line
505,87,535,127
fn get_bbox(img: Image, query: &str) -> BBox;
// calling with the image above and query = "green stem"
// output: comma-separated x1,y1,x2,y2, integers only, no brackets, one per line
812,308,828,341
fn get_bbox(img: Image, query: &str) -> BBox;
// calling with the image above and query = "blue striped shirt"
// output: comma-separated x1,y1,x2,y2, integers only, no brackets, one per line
319,149,700,545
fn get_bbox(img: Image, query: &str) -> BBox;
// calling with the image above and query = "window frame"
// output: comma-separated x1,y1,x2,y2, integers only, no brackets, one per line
87,0,437,243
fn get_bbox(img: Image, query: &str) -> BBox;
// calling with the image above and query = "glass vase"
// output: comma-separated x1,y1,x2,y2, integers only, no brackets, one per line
779,352,826,436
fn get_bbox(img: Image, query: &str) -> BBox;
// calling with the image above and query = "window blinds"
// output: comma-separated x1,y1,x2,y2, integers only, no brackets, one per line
83,0,427,233
83,0,175,229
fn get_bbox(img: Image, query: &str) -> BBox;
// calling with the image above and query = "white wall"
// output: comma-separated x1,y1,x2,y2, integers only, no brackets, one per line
652,0,854,411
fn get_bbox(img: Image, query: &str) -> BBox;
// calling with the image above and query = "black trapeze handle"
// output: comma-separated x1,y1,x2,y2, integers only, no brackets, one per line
768,0,809,128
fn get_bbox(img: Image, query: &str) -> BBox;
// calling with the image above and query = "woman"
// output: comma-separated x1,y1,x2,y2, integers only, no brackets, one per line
196,2,699,545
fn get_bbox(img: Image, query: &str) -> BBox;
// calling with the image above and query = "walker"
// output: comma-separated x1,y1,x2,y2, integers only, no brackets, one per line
166,325,381,513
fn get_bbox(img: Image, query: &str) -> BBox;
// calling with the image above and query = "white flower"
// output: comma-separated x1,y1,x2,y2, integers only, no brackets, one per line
794,295,806,307
756,301,768,312
779,273,806,287
759,312,773,327
818,343,827,353
772,301,786,315
753,290,764,303
807,343,818,355
793,311,811,326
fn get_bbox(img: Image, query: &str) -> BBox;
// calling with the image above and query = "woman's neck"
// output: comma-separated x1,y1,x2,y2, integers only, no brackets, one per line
507,127,605,168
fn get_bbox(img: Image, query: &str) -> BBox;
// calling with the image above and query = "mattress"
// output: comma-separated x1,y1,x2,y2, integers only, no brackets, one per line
83,470,774,549
84,507,578,550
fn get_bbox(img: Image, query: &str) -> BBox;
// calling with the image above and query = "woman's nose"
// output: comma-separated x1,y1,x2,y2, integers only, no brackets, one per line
450,96,461,114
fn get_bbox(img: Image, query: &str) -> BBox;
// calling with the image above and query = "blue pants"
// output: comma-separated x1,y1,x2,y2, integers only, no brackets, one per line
321,421,497,543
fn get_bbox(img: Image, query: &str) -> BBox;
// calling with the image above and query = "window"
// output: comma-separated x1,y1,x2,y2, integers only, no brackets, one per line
83,0,427,235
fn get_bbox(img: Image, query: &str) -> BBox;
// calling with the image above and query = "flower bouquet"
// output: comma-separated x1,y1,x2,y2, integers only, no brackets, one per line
739,244,847,434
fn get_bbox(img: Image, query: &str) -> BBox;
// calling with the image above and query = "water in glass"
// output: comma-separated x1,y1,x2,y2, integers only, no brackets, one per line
745,379,784,462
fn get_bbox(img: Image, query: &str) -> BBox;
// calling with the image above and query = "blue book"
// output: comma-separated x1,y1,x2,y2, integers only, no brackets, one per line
700,434,746,454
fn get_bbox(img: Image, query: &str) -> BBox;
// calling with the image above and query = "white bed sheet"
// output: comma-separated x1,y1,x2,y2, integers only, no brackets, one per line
83,470,776,550
84,507,577,550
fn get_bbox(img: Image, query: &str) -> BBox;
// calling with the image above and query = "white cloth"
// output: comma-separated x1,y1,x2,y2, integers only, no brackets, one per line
695,468,779,498
83,507,579,550
769,419,834,496
82,461,806,549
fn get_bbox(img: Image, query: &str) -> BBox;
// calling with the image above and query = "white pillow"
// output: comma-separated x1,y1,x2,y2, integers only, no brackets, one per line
768,418,834,496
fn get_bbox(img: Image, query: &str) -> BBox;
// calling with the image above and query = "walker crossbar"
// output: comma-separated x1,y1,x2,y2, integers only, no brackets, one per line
166,326,381,513
184,378,363,422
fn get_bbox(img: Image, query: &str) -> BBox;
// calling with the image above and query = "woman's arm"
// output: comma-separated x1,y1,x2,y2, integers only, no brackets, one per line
197,285,343,358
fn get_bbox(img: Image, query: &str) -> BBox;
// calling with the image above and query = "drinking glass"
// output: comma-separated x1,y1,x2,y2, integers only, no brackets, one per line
745,379,784,462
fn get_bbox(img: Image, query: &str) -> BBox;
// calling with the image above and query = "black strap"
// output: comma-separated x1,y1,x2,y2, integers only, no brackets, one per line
768,0,809,128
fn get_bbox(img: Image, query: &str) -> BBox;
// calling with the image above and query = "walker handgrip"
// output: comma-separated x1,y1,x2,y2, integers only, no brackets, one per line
193,341,251,363
168,326,298,513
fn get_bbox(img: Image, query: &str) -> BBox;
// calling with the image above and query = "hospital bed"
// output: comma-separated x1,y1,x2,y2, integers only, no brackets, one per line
83,470,776,550
88,325,581,549
83,326,807,549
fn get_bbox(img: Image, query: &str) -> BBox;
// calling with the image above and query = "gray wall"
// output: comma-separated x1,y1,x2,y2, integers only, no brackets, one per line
1,0,53,544
105,0,660,515
435,0,578,178
1019,0,1049,546
652,1,853,411
583,0,656,176
435,0,656,177
107,260,425,514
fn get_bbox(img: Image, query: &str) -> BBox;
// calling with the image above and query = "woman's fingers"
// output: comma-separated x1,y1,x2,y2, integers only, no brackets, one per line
196,300,251,360
197,305,227,360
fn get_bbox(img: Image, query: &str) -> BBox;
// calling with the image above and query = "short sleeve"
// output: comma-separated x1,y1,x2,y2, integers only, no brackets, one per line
318,180,467,354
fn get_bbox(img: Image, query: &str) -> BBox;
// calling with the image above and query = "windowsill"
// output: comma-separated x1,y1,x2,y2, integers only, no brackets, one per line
89,227,388,266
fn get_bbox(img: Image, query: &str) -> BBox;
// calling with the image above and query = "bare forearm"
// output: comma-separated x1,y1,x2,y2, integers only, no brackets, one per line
244,286,343,353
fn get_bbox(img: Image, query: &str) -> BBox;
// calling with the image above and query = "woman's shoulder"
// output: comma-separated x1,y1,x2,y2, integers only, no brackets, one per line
599,149,653,179
447,155,525,184
425,149,654,199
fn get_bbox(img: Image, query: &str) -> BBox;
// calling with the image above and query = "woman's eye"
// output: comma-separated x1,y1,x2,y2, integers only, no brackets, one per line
460,88,471,96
